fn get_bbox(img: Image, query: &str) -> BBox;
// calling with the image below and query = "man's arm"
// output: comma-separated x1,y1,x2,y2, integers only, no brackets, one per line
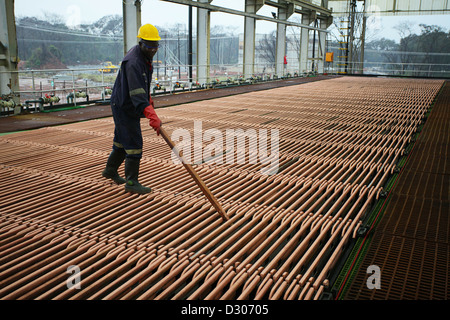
125,62,151,116
125,62,161,135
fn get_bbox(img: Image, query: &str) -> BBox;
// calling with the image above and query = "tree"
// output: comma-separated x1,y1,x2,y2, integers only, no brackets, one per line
416,24,449,77
210,25,239,66
395,23,449,77
364,38,399,73
28,47,44,68
256,31,277,66
16,15,124,67
48,45,62,61
26,44,66,69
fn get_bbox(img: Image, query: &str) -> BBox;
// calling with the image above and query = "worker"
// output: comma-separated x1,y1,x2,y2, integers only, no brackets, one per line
102,24,162,194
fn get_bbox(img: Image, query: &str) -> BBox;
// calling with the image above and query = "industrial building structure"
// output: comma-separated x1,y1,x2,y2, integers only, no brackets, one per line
0,0,448,305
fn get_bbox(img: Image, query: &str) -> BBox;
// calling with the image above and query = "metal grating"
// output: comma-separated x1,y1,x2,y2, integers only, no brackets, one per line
341,81,449,300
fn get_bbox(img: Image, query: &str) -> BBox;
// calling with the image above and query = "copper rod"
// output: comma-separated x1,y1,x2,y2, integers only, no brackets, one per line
159,127,228,222
0,77,444,300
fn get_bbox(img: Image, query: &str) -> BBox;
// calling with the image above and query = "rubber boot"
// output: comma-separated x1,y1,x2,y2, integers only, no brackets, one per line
124,157,151,194
102,149,126,184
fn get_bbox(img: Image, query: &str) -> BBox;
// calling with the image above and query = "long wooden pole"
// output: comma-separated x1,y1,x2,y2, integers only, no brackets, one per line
159,127,229,221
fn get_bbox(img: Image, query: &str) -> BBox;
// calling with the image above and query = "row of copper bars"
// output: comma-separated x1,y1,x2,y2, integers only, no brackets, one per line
0,77,444,300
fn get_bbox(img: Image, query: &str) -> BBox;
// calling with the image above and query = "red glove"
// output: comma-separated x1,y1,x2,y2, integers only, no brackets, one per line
143,103,161,135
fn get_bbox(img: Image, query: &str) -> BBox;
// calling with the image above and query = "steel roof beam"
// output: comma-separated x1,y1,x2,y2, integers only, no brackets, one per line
160,0,329,31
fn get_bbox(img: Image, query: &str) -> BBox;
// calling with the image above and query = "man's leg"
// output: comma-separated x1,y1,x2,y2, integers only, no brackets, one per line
120,117,151,194
102,128,127,184
107,108,151,194
124,155,151,194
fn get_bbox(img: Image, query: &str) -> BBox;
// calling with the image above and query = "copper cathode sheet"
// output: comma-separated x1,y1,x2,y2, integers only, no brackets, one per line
0,77,445,300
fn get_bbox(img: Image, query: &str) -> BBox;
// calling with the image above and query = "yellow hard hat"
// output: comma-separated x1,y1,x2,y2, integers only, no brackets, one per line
137,24,161,41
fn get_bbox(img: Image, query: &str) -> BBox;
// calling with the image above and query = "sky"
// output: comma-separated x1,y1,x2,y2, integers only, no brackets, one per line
13,0,450,42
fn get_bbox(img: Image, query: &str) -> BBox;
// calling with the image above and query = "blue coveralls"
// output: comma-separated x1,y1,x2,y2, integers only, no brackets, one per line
110,45,153,159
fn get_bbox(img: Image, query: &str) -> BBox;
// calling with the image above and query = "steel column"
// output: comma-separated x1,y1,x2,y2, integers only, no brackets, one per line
300,11,313,73
317,20,327,73
243,0,264,78
122,0,142,56
275,2,294,77
0,0,20,113
196,0,212,85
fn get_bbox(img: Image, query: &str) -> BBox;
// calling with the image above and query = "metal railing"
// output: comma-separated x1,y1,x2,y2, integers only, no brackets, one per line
1,62,315,115
328,60,450,77
1,67,116,114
